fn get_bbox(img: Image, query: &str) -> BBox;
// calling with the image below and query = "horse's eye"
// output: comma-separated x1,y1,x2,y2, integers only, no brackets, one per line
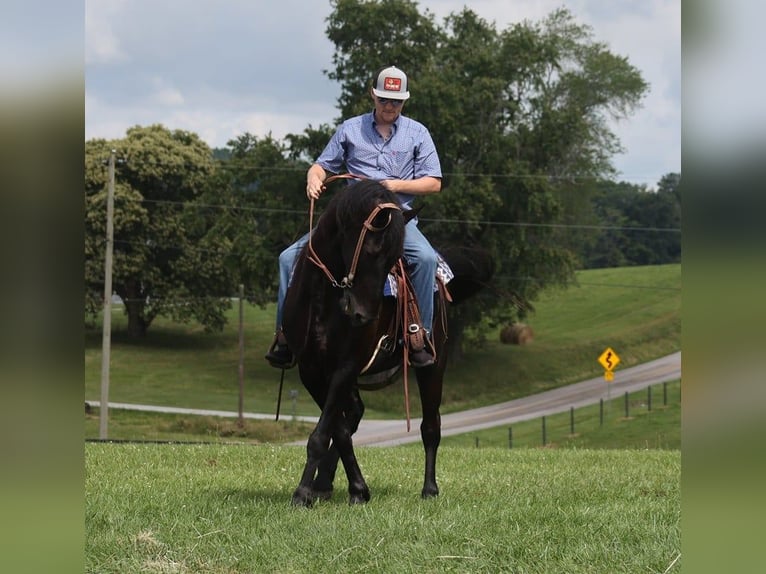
364,234,385,255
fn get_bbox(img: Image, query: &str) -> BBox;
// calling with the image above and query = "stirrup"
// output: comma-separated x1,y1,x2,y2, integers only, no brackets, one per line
409,347,435,368
265,332,296,369
408,325,435,368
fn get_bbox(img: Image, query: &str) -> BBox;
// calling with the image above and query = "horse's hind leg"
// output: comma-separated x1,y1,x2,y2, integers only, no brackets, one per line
417,364,446,499
313,389,365,500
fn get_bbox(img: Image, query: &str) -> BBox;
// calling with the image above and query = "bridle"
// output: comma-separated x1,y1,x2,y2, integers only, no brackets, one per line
292,174,421,432
306,174,400,289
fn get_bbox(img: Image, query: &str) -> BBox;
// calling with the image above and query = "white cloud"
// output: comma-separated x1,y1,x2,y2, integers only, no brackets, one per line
150,78,185,107
84,1,681,183
85,0,128,64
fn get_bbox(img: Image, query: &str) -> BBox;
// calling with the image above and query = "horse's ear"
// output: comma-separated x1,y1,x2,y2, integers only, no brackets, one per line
403,204,423,224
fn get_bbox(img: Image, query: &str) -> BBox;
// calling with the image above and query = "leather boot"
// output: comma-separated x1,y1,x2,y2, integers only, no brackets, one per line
408,325,435,368
409,347,435,368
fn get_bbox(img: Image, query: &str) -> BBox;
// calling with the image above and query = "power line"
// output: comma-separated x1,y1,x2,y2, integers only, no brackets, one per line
106,156,677,185
95,196,679,234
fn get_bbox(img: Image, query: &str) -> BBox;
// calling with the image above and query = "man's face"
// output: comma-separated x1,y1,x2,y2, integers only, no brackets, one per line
371,90,405,122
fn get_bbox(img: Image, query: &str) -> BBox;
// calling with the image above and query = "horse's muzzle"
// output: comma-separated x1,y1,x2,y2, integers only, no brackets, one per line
340,291,373,326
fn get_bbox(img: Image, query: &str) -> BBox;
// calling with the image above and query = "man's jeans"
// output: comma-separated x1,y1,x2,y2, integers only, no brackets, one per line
275,220,437,333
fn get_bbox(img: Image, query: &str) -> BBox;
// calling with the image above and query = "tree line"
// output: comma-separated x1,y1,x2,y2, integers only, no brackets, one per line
85,1,679,343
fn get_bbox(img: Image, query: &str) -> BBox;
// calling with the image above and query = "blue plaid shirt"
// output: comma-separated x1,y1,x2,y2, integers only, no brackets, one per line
315,110,442,210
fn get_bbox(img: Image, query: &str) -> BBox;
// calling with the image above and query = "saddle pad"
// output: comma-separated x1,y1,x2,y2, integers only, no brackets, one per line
384,253,454,297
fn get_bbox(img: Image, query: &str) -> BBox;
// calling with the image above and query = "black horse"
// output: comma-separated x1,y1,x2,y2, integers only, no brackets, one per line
282,180,492,506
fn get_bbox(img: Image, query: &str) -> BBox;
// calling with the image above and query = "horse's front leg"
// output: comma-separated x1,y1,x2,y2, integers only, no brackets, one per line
292,407,337,507
292,367,366,506
327,386,370,504
417,364,446,499
313,388,366,501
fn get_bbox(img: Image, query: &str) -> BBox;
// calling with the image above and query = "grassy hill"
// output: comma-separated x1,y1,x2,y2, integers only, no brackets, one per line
85,264,680,439
85,444,681,573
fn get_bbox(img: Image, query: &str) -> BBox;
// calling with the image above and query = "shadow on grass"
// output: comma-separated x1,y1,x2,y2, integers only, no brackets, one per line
215,487,293,507
214,483,406,507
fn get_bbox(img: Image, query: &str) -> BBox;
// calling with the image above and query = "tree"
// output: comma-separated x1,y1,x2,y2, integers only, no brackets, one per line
321,1,649,339
85,125,234,337
581,174,681,268
204,133,310,308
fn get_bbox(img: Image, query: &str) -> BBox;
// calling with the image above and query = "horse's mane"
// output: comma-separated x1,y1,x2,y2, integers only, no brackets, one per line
322,180,406,263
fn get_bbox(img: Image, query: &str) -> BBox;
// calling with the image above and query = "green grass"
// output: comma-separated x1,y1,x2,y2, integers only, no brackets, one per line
85,444,680,573
443,380,681,450
84,407,314,444
85,264,680,435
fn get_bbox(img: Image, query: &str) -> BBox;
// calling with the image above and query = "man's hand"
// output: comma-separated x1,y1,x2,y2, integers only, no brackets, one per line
306,177,324,200
306,165,327,200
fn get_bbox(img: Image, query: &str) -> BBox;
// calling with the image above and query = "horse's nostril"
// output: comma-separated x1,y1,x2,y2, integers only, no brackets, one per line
352,313,365,325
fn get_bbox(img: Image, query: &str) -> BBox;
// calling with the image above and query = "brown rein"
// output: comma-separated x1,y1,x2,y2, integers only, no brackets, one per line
306,174,400,289
303,174,413,432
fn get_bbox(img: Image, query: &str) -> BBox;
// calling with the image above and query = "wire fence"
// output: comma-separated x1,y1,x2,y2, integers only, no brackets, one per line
447,380,681,450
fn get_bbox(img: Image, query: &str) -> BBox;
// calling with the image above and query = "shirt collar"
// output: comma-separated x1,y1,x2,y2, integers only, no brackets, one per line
370,109,401,131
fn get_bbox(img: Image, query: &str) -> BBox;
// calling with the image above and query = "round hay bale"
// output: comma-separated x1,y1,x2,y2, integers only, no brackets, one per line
500,323,534,345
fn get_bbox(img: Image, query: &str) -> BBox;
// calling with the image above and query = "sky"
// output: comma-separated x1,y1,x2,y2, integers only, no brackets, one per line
82,0,682,186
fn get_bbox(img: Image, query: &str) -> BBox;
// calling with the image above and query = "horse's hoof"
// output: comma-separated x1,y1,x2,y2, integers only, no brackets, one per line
291,487,314,508
421,485,439,499
314,489,333,501
349,488,371,505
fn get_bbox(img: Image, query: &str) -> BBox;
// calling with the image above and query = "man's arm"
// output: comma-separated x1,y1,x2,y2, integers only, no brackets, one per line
381,176,441,195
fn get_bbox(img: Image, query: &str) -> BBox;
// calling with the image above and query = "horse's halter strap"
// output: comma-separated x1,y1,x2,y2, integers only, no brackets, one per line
306,175,400,289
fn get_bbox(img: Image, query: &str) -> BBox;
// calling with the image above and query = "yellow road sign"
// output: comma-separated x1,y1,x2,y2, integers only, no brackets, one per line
598,347,621,372
604,370,614,382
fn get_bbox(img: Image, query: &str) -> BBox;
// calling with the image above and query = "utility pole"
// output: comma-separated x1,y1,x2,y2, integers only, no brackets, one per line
99,150,116,439
238,284,245,427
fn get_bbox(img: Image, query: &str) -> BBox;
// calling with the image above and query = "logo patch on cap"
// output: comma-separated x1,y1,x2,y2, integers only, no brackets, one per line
383,77,402,92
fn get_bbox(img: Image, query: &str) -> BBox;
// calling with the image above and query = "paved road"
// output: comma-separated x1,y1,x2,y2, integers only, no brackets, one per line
89,352,680,446
352,351,681,446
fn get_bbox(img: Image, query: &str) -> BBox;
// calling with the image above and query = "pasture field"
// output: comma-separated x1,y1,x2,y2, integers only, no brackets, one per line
84,264,681,424
85,444,680,573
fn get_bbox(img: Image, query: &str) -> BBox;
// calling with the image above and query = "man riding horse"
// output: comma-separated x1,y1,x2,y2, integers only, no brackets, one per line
266,65,441,369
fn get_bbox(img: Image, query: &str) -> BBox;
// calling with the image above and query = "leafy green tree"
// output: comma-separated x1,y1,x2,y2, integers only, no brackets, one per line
85,125,234,337
582,174,681,268
325,0,440,118
204,133,310,308
321,1,649,340
284,123,336,163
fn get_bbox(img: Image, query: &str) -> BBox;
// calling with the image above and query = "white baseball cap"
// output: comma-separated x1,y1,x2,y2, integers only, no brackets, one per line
372,66,410,100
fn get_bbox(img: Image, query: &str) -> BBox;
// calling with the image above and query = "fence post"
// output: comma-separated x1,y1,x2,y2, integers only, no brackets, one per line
624,392,630,418
508,427,513,450
542,416,547,446
600,398,604,426
475,436,479,449
648,385,652,412
570,406,575,435
663,382,668,406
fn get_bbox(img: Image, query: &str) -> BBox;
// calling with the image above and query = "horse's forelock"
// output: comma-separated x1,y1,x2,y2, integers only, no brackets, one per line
333,180,405,261
334,181,398,226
